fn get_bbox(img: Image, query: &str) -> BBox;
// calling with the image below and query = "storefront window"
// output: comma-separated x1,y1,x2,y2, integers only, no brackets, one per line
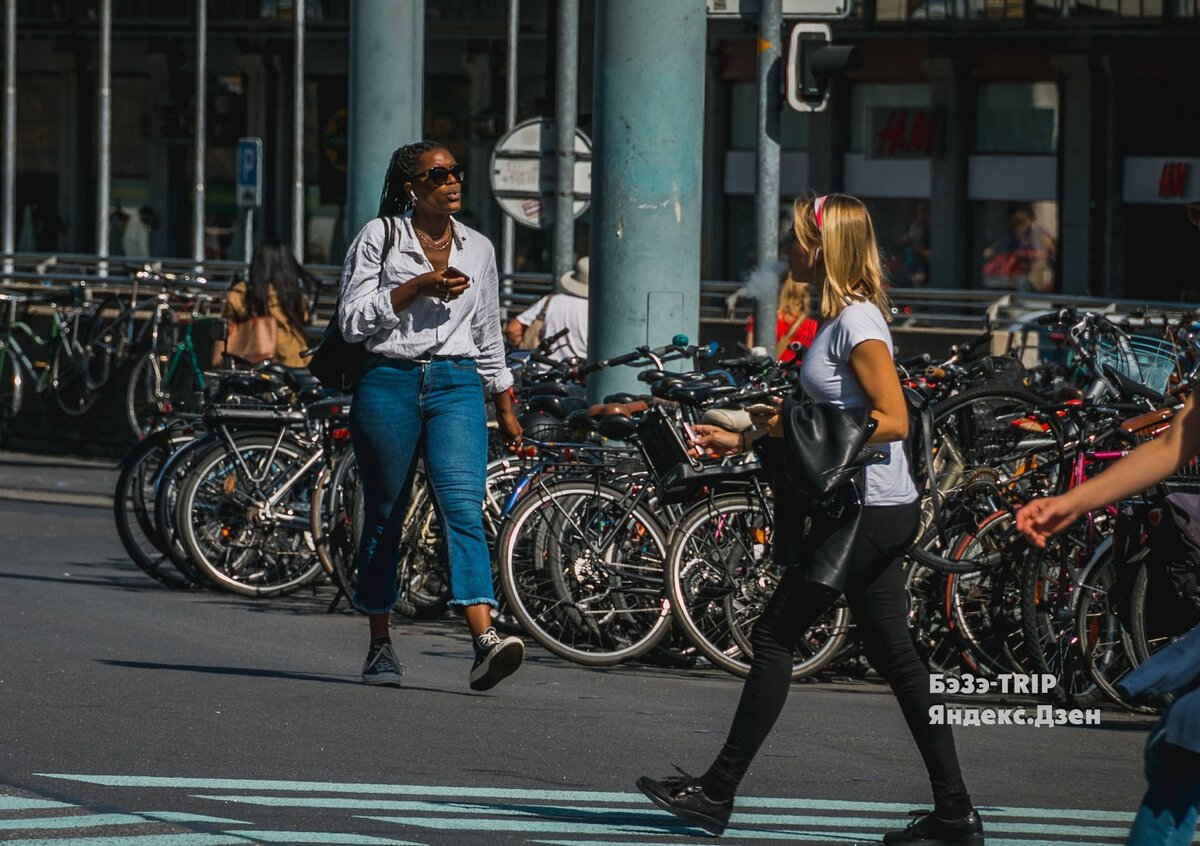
974,200,1059,292
849,84,934,156
975,83,1058,154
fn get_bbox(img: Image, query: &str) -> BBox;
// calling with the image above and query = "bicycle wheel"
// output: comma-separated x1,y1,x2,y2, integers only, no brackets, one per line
1021,522,1101,705
1128,559,1200,666
153,433,215,585
911,387,1065,574
666,491,850,680
81,296,127,392
1073,540,1151,710
126,349,200,438
904,562,964,676
498,478,671,665
113,426,201,589
49,340,100,416
0,348,19,446
176,433,325,597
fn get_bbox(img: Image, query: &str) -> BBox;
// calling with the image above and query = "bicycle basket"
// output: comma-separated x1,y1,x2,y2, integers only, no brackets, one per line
1096,334,1178,395
635,405,762,503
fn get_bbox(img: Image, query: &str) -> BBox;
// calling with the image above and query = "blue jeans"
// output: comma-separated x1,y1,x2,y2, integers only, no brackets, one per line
1127,718,1200,846
349,356,495,614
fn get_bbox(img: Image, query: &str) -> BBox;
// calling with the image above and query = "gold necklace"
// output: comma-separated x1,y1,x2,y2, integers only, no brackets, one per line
414,222,453,251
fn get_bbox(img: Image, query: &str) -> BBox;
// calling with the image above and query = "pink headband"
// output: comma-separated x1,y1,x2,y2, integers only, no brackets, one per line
813,195,829,231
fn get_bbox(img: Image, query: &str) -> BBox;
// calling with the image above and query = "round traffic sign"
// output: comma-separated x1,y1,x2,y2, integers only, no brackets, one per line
490,118,592,230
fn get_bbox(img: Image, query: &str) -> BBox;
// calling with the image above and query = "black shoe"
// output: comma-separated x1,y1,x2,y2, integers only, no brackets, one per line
883,810,985,845
361,641,404,687
636,765,733,837
469,627,524,691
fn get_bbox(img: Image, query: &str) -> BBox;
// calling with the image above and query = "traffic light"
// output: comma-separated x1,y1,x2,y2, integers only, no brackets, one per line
786,23,863,113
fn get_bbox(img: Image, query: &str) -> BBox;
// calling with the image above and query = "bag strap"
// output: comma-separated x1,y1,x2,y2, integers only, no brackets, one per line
535,294,552,321
774,314,806,360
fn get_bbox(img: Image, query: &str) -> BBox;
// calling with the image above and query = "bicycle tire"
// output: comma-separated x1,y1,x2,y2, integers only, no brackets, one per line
1020,523,1102,705
126,349,200,438
1128,558,1200,666
113,427,202,589
176,432,325,597
1073,541,1154,711
0,347,19,446
910,386,1065,574
81,296,127,392
498,478,671,665
665,491,850,680
153,433,216,585
49,340,100,417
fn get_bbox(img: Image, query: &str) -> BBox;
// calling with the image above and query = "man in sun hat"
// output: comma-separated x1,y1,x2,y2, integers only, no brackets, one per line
505,255,589,362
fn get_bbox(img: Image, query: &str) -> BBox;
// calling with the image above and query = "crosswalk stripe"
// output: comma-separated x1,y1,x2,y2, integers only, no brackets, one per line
0,798,75,811
136,812,249,825
34,774,1136,823
0,836,249,846
184,795,1127,839
0,814,157,831
217,833,425,845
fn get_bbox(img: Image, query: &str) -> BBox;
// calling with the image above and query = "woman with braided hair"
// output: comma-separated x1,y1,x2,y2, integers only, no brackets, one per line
339,141,525,691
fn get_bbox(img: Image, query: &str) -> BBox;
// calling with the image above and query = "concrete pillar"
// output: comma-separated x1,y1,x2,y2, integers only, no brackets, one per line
1054,53,1099,297
588,0,705,401
347,0,424,233
924,55,970,290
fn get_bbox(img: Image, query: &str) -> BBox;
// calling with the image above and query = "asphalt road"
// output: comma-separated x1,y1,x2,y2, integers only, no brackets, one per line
0,457,1160,846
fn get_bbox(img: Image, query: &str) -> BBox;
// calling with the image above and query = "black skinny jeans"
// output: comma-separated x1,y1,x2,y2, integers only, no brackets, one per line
702,500,972,817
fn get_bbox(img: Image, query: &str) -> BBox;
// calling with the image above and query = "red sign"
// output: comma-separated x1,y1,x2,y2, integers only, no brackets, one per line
1158,162,1189,199
869,108,940,159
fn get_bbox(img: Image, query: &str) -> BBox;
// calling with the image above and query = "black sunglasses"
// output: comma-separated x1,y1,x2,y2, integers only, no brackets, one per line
413,165,466,186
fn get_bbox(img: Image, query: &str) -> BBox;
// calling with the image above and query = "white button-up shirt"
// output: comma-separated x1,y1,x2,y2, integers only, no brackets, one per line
338,212,513,395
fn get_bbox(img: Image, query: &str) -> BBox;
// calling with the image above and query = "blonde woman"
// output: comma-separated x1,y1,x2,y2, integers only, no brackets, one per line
637,194,983,846
743,272,818,362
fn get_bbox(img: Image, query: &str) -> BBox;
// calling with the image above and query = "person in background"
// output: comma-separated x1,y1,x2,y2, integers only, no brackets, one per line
211,240,310,367
743,271,819,363
339,140,524,691
504,256,589,362
1017,395,1200,846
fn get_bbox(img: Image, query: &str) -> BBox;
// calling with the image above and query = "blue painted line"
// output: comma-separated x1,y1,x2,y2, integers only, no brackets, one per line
0,813,154,830
186,795,1129,838
530,841,1119,846
0,836,250,846
357,815,713,837
35,774,1137,824
136,811,250,825
218,833,425,845
0,796,75,811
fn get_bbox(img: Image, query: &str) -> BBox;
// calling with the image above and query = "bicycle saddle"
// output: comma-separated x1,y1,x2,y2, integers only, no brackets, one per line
596,414,637,441
526,382,570,398
603,392,639,405
666,383,739,404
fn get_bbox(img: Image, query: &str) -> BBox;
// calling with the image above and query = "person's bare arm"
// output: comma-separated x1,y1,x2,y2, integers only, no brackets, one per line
848,339,909,444
1017,394,1200,547
504,317,525,347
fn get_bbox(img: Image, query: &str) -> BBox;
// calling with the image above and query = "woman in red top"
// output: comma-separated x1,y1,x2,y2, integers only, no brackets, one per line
744,271,818,362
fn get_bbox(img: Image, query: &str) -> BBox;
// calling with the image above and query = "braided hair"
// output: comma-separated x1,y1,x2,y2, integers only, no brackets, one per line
377,141,448,217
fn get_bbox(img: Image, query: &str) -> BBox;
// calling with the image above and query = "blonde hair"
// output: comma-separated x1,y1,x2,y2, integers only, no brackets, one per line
776,274,808,319
792,193,891,321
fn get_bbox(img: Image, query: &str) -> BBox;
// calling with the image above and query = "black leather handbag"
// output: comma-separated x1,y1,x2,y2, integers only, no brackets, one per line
307,216,395,392
779,396,886,506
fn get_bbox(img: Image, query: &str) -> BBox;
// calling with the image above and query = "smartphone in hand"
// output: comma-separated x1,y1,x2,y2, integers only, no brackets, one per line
443,266,470,283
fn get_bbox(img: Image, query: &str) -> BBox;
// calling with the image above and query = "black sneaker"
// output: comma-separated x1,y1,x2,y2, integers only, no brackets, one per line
361,641,404,687
469,628,524,691
884,810,985,845
636,766,733,837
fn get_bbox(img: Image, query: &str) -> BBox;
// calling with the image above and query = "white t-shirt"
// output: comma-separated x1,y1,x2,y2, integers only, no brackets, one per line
517,294,589,362
799,300,917,506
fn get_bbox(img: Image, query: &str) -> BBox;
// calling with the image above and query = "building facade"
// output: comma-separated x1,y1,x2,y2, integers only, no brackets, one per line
7,0,1200,298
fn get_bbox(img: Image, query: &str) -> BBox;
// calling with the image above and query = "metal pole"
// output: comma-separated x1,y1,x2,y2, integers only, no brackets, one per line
553,0,579,284
243,208,253,265
500,0,519,305
192,0,207,266
1,0,15,278
752,0,783,350
347,0,424,235
589,0,705,400
96,0,111,276
291,0,304,262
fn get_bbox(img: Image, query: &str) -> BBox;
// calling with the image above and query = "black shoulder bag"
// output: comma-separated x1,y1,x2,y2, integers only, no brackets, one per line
778,395,886,507
307,216,396,392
